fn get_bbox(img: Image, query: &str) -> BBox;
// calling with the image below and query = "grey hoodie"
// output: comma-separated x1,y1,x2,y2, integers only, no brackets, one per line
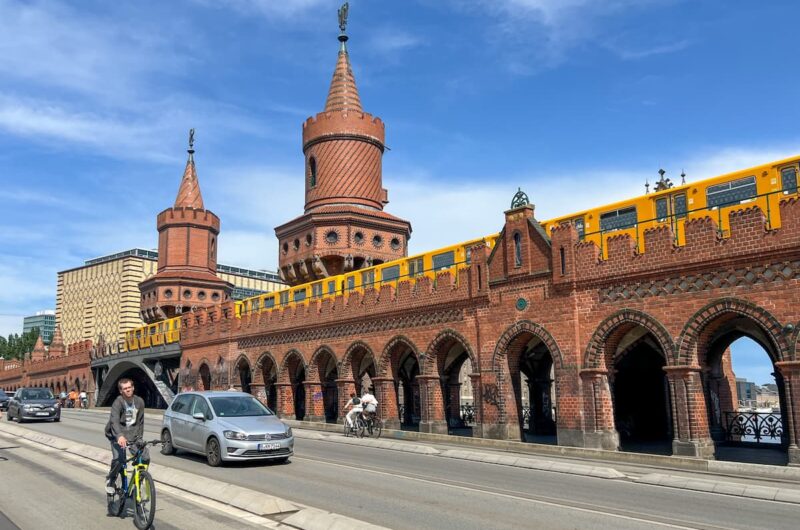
104,395,145,443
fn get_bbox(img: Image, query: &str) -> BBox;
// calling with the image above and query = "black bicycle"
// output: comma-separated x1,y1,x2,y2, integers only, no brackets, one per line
106,439,163,530
358,411,382,439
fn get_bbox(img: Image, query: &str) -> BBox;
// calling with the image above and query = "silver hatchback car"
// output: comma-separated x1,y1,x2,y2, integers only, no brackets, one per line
161,391,293,466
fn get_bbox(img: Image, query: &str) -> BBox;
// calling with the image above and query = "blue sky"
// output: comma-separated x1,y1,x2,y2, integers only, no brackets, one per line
0,0,795,384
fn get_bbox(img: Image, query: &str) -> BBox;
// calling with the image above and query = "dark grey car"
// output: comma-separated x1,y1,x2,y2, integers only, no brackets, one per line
0,389,10,411
161,391,293,467
6,387,60,422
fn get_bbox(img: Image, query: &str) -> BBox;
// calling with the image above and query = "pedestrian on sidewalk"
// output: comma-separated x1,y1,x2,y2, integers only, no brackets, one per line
104,378,146,494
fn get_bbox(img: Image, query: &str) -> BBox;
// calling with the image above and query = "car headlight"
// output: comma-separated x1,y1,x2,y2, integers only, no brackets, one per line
286,427,292,437
223,430,248,440
22,404,32,410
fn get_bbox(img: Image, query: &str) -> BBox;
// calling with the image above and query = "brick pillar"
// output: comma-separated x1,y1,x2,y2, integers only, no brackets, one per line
337,379,357,424
468,374,483,437
579,369,619,450
275,382,294,419
448,383,462,423
305,382,324,422
664,366,715,459
374,377,399,430
418,375,447,434
250,383,267,404
776,361,800,465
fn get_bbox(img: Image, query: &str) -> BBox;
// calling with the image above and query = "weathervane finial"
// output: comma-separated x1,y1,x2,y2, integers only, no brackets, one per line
187,128,195,161
337,2,350,51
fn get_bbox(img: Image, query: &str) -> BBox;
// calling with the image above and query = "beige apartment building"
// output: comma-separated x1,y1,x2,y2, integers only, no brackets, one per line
56,248,283,347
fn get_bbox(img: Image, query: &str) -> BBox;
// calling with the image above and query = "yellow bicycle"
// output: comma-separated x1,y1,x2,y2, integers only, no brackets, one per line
106,439,162,529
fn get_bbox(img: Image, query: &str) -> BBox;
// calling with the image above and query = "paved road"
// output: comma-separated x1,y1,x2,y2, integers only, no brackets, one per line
0,434,269,529
7,410,800,530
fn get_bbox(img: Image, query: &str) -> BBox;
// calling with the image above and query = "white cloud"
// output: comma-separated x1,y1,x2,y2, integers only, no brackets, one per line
192,0,329,18
367,28,425,55
608,39,691,61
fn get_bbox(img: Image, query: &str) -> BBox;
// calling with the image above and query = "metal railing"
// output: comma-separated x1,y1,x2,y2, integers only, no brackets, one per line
723,411,785,445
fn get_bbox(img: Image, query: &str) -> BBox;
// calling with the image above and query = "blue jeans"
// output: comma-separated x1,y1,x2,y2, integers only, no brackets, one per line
107,441,126,484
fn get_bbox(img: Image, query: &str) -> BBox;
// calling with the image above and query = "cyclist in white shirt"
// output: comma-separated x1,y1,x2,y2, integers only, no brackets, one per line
360,391,378,420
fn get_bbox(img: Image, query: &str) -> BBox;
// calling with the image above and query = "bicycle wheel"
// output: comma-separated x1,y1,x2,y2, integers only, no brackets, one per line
374,419,382,439
133,470,156,530
106,473,125,517
356,418,366,438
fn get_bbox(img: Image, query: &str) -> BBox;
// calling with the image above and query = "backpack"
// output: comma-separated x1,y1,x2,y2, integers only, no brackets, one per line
352,397,361,405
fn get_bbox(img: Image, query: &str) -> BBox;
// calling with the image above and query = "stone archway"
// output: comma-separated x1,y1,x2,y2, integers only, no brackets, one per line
582,310,675,453
307,346,339,423
278,350,307,420
679,298,795,464
377,336,421,430
423,330,478,436
234,354,252,394
254,352,278,412
491,321,563,443
339,342,377,424
198,362,212,391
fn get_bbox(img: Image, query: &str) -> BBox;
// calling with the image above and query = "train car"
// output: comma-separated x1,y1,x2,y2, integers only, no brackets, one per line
541,156,800,256
124,317,181,352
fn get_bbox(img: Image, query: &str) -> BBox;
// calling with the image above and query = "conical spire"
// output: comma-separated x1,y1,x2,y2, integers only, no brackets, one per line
31,335,46,361
49,326,66,357
324,4,362,113
174,128,205,209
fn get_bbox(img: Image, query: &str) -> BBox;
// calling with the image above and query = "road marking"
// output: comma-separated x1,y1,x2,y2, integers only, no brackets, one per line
292,455,731,530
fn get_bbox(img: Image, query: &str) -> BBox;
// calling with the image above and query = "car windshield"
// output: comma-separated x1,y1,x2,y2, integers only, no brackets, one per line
0,390,7,398
20,389,53,400
209,396,274,417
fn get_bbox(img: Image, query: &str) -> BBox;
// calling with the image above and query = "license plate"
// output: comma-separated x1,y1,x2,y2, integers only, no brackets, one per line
258,443,280,451
36,412,50,416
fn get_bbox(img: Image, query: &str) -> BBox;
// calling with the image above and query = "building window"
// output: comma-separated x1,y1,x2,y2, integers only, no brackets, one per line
305,234,312,246
390,237,401,250
372,234,383,248
309,157,317,187
183,290,192,299
513,232,522,267
354,232,364,245
293,238,300,250
326,230,339,244
282,242,289,254
211,292,220,301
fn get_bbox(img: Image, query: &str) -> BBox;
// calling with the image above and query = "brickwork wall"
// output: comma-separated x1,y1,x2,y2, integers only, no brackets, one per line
0,340,94,398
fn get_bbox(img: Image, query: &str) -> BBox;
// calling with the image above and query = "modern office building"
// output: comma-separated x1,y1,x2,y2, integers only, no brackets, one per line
56,249,283,346
23,310,56,344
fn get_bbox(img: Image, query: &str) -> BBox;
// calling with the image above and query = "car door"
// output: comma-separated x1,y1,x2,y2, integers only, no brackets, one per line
168,395,194,448
185,396,213,452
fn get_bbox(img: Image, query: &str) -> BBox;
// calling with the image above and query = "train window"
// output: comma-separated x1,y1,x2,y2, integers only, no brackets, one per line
346,276,355,292
600,206,637,231
574,218,585,239
673,193,688,218
136,330,141,339
466,247,472,264
311,282,323,298
263,296,275,309
782,167,798,194
252,299,260,311
432,251,455,270
279,291,289,305
655,198,668,222
293,289,306,302
362,270,375,286
706,175,756,208
327,280,336,295
381,265,400,283
150,327,156,335
409,257,424,276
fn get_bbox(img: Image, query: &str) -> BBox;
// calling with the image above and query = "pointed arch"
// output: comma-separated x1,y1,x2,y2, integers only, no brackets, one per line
677,297,789,365
278,349,307,384
308,345,337,382
340,341,376,380
254,351,278,383
424,329,478,376
583,309,674,370
493,320,565,372
378,335,420,377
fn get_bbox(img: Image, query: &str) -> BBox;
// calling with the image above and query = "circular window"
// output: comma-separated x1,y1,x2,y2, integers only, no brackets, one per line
305,234,312,246
326,230,339,244
164,289,173,299
282,242,289,254
372,234,383,247
211,293,220,301
183,290,192,299
390,237,401,250
293,238,300,250
354,231,364,244
198,291,207,300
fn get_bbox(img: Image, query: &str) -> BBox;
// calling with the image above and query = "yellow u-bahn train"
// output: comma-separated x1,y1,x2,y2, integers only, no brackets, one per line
123,155,800,352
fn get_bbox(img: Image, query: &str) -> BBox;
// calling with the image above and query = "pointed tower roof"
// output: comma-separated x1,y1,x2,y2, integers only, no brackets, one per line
324,6,362,113
49,325,66,357
174,128,205,209
31,335,46,361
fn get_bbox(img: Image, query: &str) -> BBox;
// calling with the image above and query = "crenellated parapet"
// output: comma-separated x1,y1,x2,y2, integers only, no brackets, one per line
551,199,800,284
180,266,479,347
302,111,385,149
156,207,220,233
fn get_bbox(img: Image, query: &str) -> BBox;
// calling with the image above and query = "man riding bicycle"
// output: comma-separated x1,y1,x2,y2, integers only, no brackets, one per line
104,378,147,494
343,392,362,430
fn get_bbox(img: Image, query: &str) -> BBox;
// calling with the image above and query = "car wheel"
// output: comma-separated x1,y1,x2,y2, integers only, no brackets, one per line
15,413,23,423
53,416,61,422
161,429,176,455
206,437,222,467
273,457,290,464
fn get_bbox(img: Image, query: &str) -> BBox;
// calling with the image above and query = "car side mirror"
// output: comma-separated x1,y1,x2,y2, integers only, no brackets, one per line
192,412,206,421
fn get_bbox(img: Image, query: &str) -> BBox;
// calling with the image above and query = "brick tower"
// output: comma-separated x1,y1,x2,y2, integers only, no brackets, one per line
274,10,412,285
139,131,232,323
